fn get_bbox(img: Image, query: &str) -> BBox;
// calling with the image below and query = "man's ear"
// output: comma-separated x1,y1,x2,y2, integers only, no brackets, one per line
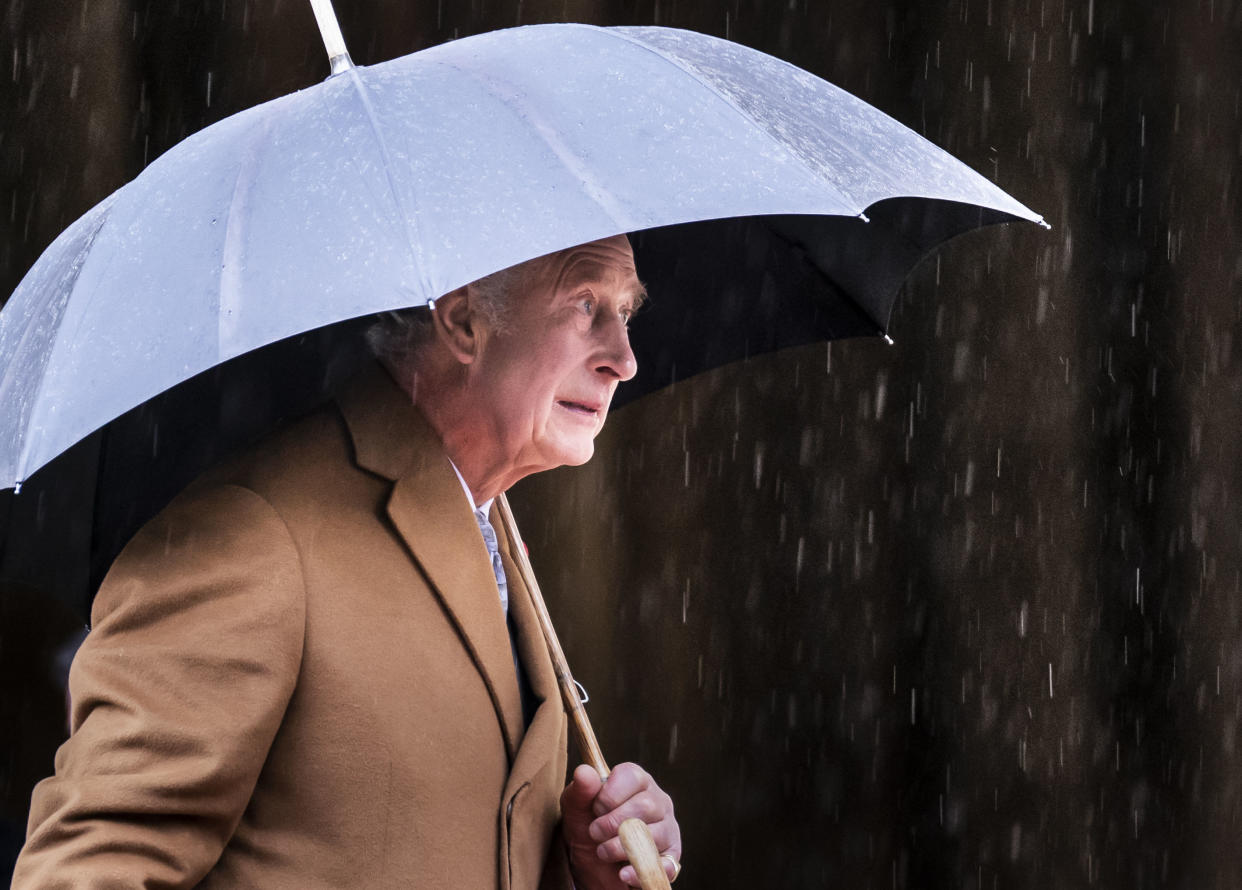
429,285,480,364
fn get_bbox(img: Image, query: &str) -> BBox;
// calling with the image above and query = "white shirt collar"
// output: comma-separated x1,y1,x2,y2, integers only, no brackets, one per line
447,458,494,517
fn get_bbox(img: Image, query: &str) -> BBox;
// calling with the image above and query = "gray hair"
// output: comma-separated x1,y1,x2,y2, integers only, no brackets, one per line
366,262,532,371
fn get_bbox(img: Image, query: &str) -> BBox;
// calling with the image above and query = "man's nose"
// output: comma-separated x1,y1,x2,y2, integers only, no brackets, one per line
594,315,638,382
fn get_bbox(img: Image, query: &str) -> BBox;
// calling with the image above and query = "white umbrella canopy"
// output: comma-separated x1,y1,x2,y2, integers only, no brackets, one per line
0,22,1042,490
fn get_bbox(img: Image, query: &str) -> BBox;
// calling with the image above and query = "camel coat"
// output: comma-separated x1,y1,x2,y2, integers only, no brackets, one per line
13,365,571,890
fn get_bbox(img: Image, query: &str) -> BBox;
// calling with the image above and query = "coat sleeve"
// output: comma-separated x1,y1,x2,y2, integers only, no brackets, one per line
12,483,306,890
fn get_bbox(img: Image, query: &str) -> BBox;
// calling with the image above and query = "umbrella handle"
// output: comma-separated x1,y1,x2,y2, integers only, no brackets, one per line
618,818,674,890
496,495,673,890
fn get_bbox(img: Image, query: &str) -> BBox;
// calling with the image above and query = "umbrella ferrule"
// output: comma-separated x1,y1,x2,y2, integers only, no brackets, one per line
329,52,355,76
308,0,354,75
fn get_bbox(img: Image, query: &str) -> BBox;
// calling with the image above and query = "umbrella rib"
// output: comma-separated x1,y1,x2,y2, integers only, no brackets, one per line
728,44,1047,224
341,68,433,303
764,221,889,338
6,197,119,485
428,56,640,233
218,116,270,360
591,26,872,215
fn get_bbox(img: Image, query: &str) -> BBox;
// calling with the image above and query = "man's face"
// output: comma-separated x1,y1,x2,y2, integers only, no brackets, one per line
467,235,642,473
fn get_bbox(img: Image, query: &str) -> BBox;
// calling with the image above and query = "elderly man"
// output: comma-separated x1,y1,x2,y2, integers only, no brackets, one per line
13,234,681,889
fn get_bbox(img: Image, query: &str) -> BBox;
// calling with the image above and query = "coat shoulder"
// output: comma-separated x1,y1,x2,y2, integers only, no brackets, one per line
193,402,377,520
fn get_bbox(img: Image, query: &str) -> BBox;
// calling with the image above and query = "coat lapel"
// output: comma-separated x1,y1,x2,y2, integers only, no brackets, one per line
338,365,526,759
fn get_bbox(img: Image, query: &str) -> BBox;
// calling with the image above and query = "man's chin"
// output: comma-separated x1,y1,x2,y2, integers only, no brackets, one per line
546,439,595,469
560,443,595,467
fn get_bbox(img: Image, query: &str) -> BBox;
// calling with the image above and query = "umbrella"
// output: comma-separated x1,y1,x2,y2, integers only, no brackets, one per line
0,21,1043,494
0,11,1046,887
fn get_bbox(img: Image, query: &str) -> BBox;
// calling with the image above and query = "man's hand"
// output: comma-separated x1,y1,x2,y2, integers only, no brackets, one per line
561,763,681,889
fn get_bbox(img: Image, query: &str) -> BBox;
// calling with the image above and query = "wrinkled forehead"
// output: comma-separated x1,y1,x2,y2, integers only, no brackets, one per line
544,235,645,303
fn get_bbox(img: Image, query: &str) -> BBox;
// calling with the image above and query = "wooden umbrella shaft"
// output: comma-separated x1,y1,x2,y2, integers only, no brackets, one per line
496,494,671,890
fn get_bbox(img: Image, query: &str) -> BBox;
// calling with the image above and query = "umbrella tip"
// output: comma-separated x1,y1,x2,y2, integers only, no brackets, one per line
308,0,355,75
1037,217,1052,230
858,212,871,223
329,52,356,76
13,480,22,494
882,333,894,345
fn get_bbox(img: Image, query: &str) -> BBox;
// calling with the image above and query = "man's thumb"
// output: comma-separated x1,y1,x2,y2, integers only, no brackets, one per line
561,763,605,817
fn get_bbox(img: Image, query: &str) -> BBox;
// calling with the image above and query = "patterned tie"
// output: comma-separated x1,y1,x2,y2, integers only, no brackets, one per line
474,508,508,615
475,508,535,726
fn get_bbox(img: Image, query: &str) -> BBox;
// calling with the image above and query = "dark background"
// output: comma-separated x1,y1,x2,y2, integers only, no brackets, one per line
3,1,1241,887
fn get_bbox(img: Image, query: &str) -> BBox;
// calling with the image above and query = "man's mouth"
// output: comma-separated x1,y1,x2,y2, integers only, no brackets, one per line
555,399,602,417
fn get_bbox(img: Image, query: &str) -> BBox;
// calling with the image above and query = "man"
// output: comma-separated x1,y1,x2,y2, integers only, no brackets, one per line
13,234,681,889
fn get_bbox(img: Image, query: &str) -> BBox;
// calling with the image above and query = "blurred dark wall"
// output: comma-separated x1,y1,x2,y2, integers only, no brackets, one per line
3,1,1240,887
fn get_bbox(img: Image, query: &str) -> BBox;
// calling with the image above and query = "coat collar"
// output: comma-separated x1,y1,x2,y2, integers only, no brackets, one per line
337,362,433,483
337,364,526,758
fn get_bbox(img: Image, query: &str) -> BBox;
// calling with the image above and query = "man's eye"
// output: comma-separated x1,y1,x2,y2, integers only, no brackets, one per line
580,298,595,315
619,308,633,325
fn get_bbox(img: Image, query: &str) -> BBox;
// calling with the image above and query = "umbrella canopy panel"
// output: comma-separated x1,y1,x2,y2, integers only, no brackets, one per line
620,198,1018,403
0,23,1042,488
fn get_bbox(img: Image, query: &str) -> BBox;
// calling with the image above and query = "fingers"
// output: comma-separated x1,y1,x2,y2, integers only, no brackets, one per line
595,816,679,862
589,762,650,816
587,792,674,849
586,762,679,861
